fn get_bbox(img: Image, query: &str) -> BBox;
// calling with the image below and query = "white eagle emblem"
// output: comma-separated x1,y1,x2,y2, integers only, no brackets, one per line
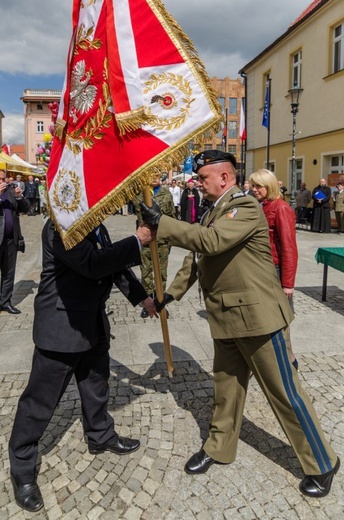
70,60,97,118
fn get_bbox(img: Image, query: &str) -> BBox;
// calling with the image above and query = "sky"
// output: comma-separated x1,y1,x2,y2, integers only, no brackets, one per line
0,0,313,145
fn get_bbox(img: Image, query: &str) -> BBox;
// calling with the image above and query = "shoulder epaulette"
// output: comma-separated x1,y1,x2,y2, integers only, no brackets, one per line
231,192,245,199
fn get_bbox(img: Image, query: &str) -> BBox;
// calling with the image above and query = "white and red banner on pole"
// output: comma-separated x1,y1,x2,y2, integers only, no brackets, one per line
47,0,222,248
239,98,246,141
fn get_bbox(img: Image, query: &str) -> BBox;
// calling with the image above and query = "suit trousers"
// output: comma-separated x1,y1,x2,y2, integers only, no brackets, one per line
203,328,337,475
9,344,116,483
0,238,17,307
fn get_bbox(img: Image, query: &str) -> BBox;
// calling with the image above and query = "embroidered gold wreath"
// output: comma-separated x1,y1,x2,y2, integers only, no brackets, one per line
53,168,81,213
74,23,102,55
66,58,112,156
144,73,195,131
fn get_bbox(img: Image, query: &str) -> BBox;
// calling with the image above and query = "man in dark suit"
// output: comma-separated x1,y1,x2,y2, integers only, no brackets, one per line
24,174,38,216
9,218,156,512
140,150,340,499
0,170,29,314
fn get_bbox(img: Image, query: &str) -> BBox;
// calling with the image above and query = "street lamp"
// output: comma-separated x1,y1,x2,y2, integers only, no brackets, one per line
288,85,303,210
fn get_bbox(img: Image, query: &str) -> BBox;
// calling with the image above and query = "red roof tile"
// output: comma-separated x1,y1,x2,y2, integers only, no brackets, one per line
291,0,324,26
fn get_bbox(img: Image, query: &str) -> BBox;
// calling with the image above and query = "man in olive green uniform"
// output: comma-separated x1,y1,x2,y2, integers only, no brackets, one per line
333,181,344,234
133,175,175,317
140,150,339,498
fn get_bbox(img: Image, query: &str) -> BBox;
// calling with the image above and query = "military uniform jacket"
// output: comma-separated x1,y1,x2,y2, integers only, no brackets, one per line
334,190,344,212
157,186,294,339
33,219,146,352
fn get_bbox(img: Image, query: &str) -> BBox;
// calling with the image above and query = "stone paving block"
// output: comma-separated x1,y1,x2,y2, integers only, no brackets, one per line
1,218,344,518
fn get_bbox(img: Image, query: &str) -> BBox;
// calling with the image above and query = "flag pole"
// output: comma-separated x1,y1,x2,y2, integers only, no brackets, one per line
223,108,228,151
143,186,174,378
266,78,271,169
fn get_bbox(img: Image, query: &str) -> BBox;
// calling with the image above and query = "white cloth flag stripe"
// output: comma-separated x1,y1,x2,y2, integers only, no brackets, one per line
111,0,144,112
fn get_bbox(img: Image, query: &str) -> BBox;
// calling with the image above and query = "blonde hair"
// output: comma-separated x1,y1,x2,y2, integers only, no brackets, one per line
249,169,282,200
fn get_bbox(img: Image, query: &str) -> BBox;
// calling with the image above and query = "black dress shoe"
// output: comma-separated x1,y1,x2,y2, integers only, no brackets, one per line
184,449,216,474
299,457,340,498
11,475,44,512
89,436,140,455
0,305,21,314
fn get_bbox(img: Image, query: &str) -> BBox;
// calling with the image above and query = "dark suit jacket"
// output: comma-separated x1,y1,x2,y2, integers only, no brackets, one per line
0,188,29,247
24,181,38,199
33,219,147,352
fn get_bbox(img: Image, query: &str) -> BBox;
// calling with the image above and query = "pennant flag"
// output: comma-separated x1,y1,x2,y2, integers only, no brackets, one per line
239,98,246,141
222,125,227,147
2,144,10,155
262,82,270,129
46,0,223,249
184,155,193,174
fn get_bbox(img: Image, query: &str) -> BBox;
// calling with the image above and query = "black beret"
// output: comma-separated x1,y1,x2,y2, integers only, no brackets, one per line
193,150,236,173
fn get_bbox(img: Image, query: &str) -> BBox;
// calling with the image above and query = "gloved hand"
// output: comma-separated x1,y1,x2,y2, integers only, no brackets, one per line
154,293,174,313
139,200,162,229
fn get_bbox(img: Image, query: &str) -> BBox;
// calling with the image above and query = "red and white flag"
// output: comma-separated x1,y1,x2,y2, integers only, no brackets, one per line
239,98,246,141
47,0,222,248
2,144,10,155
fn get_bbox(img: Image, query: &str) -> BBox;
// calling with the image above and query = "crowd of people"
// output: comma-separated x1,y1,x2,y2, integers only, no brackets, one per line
1,156,342,512
0,171,48,315
117,172,344,236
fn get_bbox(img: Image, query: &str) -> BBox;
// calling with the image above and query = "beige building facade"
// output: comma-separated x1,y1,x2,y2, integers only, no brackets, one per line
22,89,62,165
205,77,245,169
239,0,344,193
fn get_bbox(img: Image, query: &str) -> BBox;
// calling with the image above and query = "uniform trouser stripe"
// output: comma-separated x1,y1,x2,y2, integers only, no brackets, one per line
271,330,332,473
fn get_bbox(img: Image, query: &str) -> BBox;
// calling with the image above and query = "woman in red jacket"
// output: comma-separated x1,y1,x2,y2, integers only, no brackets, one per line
250,169,298,369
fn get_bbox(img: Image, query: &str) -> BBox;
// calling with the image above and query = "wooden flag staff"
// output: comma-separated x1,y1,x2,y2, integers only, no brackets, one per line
143,186,174,378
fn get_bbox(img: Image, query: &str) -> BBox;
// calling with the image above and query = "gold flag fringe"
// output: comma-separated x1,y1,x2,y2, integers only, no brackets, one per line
48,113,220,250
115,106,151,136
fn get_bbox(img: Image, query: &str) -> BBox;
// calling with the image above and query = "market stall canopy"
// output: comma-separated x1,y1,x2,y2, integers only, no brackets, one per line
172,173,195,181
0,152,42,176
11,154,36,170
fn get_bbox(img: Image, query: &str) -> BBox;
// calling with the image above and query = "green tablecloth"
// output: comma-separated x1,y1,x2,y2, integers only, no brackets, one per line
315,247,344,273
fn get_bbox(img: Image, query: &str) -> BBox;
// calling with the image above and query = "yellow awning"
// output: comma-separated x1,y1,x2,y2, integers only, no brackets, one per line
0,152,35,175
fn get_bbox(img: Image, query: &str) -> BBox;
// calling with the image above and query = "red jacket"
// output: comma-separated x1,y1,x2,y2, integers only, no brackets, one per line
261,198,298,288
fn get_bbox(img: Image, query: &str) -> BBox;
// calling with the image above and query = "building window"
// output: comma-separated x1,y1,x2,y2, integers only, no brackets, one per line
288,158,303,190
292,50,302,87
204,144,212,151
37,121,44,132
333,23,344,73
37,103,43,110
218,97,225,112
228,121,236,139
216,144,223,151
330,154,344,173
228,145,236,154
296,159,303,189
229,97,237,114
264,161,275,173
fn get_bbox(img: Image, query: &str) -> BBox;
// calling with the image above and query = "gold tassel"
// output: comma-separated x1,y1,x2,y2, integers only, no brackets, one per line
55,118,67,140
115,106,151,136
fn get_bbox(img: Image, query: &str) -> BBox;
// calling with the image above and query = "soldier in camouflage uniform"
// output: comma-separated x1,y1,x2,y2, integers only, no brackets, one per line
133,175,175,317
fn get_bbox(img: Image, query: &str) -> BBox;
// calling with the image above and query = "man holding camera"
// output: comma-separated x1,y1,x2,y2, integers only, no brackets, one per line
0,170,29,314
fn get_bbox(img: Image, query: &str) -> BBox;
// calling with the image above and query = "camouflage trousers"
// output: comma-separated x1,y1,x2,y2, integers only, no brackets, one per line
140,243,170,295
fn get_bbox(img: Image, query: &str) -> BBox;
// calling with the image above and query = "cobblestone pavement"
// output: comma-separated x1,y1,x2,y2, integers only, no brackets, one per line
0,214,343,519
